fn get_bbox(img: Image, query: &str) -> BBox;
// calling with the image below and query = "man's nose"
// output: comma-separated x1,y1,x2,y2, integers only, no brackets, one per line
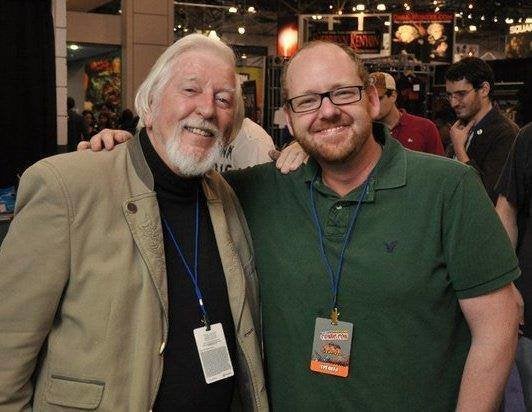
318,96,340,118
195,92,216,119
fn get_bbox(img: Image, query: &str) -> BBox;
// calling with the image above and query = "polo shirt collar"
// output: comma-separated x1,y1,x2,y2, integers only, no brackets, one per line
392,109,408,131
472,106,497,134
303,122,407,201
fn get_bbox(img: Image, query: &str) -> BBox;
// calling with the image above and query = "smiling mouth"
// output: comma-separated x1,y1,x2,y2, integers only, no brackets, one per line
314,125,347,134
183,125,215,137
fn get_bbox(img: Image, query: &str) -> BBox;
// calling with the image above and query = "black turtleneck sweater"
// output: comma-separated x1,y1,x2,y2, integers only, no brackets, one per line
140,130,237,411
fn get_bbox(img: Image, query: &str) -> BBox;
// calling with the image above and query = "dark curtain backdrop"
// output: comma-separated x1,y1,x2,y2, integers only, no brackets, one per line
0,0,57,187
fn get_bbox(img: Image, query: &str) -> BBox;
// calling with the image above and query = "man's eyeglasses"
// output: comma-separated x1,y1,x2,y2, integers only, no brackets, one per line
445,88,476,102
286,85,365,113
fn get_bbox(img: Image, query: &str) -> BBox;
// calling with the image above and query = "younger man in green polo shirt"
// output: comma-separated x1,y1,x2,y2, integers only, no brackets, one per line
226,41,521,411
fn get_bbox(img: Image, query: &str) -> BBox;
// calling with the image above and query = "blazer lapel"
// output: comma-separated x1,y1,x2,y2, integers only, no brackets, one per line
123,136,169,334
204,190,245,329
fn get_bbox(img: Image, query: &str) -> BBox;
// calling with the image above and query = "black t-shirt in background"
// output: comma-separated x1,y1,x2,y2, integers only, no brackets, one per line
496,122,532,338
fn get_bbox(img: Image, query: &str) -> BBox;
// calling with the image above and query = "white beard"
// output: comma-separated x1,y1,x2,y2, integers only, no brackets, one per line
164,120,223,177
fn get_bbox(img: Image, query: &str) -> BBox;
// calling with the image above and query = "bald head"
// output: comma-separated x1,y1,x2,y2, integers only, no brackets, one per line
281,41,370,102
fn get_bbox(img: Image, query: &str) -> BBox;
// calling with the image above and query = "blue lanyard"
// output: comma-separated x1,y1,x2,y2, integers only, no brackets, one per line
309,172,370,323
162,187,210,329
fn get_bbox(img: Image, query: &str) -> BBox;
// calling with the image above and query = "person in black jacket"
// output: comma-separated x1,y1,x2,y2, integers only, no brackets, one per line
496,122,532,409
67,97,89,152
445,57,518,204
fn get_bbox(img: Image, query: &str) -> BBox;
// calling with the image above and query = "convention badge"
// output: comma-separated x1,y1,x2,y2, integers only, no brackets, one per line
193,323,235,384
310,317,353,378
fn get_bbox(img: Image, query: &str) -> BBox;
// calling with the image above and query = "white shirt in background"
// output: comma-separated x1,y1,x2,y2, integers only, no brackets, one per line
215,118,275,172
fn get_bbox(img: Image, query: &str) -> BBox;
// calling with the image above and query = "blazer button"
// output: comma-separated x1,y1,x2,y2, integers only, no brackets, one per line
127,202,137,213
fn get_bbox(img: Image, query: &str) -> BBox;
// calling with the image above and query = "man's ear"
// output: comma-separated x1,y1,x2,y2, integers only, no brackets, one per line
367,85,381,120
284,106,295,137
479,81,491,99
144,111,153,128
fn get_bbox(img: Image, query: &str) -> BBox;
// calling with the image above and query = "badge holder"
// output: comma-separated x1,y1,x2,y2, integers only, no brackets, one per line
310,308,353,378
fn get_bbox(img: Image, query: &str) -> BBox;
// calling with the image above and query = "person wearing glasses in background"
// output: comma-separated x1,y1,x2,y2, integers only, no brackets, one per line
370,71,444,156
445,57,518,203
80,40,521,411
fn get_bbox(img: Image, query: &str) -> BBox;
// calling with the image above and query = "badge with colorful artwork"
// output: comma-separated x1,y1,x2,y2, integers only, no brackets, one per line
310,317,353,378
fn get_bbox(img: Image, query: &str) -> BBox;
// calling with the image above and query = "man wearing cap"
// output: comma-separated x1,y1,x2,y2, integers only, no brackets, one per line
370,71,444,156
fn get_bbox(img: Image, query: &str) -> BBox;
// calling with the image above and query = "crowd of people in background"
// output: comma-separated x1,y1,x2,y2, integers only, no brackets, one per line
67,98,140,152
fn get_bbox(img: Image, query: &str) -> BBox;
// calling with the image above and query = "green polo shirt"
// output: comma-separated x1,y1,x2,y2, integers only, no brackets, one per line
225,125,519,411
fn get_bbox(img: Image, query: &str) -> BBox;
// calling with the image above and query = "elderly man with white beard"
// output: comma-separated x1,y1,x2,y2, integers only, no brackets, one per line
0,34,267,411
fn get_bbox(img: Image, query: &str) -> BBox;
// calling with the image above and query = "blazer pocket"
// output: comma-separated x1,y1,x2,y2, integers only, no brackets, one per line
45,375,105,410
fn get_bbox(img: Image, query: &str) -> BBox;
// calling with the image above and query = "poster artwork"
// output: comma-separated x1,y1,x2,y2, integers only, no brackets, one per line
506,25,532,58
392,12,454,63
311,31,383,54
83,55,121,122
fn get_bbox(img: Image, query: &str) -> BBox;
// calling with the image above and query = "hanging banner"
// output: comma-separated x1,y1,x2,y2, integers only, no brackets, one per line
83,54,121,119
310,31,383,54
392,12,454,63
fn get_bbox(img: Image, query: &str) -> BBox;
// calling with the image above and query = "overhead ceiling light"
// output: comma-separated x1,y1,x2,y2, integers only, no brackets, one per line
455,13,461,18
467,14,472,19
177,24,182,28
312,15,317,19
454,26,459,32
118,9,122,14
469,25,477,31
480,15,485,21
68,44,79,50
338,9,343,15
433,0,437,4
228,6,238,13
238,26,246,34
241,53,247,59
493,17,498,22
377,3,386,11
317,15,323,19
435,6,440,12
173,27,177,32
329,4,333,9
405,5,410,10
468,3,473,9
247,6,256,13
183,28,189,32
518,18,522,23
505,18,514,24
356,4,365,11
384,21,391,26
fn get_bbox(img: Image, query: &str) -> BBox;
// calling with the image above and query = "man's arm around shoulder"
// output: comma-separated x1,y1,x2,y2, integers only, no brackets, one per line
456,283,522,411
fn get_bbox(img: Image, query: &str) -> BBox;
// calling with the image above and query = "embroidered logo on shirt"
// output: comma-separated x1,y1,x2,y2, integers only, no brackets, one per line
384,240,398,253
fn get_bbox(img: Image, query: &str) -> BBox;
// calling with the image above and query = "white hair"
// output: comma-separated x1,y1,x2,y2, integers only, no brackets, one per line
134,33,244,141
164,129,222,176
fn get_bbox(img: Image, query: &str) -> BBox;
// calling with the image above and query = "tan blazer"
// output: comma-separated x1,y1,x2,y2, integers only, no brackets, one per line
0,138,268,411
